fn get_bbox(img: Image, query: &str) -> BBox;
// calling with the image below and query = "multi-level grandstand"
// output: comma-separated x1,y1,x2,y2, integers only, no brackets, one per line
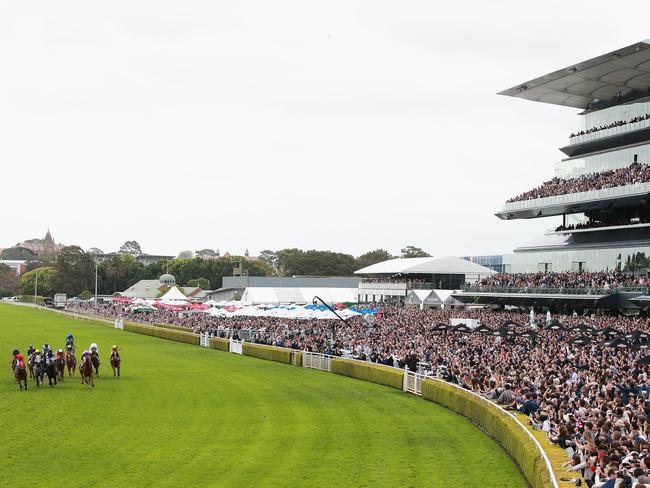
497,40,650,274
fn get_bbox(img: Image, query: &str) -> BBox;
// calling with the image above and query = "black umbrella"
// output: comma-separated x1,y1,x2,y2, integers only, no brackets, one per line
638,355,650,365
603,337,629,349
474,324,492,334
570,336,592,346
489,329,505,337
433,323,448,332
499,327,518,336
518,330,538,339
452,323,471,333
625,330,650,342
503,320,521,328
633,341,650,350
548,322,565,331
598,327,620,338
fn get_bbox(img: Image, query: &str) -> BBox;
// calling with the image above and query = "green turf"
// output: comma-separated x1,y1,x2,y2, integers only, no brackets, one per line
0,304,527,488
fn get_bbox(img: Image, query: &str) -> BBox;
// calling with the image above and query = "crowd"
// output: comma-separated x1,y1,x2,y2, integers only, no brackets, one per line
67,298,650,486
554,216,648,232
570,112,650,139
506,163,650,203
469,271,648,290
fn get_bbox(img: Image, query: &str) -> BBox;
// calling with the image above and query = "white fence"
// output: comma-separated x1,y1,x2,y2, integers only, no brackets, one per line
199,333,210,347
402,370,426,396
229,339,243,355
302,352,333,371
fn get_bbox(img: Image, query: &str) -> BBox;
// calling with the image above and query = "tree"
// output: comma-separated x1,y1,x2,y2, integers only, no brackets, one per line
88,247,104,255
355,249,393,270
0,264,21,295
177,250,195,259
187,277,210,289
0,287,9,298
105,255,128,293
276,249,357,276
400,246,431,258
1,247,37,261
259,250,278,270
52,246,95,297
119,241,142,255
20,267,57,297
196,249,217,258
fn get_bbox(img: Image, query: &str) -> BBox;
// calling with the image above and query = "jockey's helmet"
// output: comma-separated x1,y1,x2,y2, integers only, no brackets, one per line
112,345,117,349
35,349,40,353
12,349,19,356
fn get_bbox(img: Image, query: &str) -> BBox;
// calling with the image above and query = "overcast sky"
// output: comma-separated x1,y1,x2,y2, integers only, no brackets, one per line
1,1,648,258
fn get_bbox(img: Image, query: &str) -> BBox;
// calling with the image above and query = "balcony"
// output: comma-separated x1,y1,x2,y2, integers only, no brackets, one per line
496,182,650,220
568,118,650,146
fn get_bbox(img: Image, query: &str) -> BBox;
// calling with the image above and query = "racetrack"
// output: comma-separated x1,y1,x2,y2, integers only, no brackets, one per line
0,304,527,487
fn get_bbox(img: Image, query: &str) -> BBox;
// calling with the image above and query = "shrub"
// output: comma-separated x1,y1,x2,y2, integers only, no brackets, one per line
421,379,554,488
209,337,230,351
242,343,292,364
122,322,199,345
330,358,403,389
152,323,193,332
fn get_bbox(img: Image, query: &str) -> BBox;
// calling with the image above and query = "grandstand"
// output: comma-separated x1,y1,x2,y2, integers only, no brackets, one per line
496,40,650,274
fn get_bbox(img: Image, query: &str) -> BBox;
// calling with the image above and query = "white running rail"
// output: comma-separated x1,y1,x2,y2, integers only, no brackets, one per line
229,339,243,355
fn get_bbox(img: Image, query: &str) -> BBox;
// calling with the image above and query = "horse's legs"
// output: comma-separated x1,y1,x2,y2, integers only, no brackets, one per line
118,366,120,378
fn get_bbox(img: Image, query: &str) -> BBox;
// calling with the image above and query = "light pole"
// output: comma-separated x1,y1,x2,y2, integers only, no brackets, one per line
312,296,350,343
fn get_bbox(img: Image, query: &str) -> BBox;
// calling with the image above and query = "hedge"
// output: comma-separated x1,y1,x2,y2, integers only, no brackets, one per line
152,323,194,332
122,322,200,346
330,358,404,390
242,343,293,364
421,379,554,488
209,337,230,351
292,351,302,367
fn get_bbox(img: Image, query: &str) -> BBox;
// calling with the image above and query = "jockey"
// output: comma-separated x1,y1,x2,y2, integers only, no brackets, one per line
110,345,120,359
66,333,75,352
56,348,65,360
90,343,99,358
12,349,20,370
27,344,35,357
43,344,54,366
81,350,91,366
13,350,25,369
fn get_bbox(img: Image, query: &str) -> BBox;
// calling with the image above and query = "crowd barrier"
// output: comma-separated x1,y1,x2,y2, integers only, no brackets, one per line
21,303,559,488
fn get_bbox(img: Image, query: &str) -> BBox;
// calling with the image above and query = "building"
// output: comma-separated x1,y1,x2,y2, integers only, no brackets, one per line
118,273,212,299
497,40,650,273
93,253,175,265
17,229,64,255
0,260,27,276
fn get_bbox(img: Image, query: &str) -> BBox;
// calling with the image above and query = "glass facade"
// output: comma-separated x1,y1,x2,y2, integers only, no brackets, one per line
555,143,650,179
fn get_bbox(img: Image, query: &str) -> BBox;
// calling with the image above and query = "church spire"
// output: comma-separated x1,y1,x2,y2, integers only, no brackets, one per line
45,228,53,242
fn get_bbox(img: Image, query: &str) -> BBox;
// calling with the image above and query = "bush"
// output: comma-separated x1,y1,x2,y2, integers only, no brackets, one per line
209,337,230,351
421,379,554,488
18,295,49,303
242,343,292,364
122,322,199,345
153,323,193,332
331,358,404,389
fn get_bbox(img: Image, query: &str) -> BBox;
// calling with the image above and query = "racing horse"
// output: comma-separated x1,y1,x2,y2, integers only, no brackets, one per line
66,348,77,377
110,352,121,378
55,355,66,382
15,361,27,390
28,353,35,379
80,354,94,388
91,351,100,377
44,356,58,387
32,353,44,387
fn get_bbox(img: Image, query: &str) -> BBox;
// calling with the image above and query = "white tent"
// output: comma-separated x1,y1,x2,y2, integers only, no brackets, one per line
159,286,188,302
240,287,358,305
354,256,495,278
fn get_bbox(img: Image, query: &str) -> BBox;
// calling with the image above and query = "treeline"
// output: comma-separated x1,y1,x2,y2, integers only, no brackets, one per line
0,244,431,298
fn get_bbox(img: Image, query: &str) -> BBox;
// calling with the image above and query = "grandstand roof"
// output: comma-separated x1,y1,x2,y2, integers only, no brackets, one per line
354,256,495,276
499,40,650,109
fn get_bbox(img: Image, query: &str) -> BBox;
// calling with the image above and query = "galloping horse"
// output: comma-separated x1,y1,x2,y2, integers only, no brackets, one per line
55,356,66,382
28,354,35,379
44,357,58,387
15,362,27,390
91,351,100,377
66,350,77,377
80,354,94,388
110,353,121,378
32,354,44,387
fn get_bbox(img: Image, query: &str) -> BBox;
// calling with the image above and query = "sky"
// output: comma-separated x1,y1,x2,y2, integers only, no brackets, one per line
1,1,649,258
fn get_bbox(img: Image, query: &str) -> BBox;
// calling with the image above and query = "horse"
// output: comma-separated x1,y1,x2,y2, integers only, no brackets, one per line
28,354,35,379
110,353,121,378
15,363,27,391
80,354,94,388
91,352,100,377
32,354,44,387
66,351,77,377
44,358,58,387
56,356,66,382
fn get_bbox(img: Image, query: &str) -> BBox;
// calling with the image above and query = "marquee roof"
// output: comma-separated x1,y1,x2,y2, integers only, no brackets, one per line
354,256,495,275
499,40,650,109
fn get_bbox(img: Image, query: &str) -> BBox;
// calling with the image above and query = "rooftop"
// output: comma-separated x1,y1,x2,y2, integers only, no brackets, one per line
354,256,495,276
499,40,650,110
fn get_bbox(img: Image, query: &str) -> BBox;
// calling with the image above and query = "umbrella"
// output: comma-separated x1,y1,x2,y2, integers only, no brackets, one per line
452,323,471,333
503,320,521,328
547,319,564,330
518,330,537,339
133,306,155,314
474,324,492,334
570,336,592,346
603,337,629,349
489,329,505,337
638,355,650,365
433,323,449,332
633,341,650,350
499,327,518,336
598,327,619,337
625,330,650,342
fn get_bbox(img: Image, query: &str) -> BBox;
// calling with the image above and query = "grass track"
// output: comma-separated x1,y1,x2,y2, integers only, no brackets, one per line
0,304,527,487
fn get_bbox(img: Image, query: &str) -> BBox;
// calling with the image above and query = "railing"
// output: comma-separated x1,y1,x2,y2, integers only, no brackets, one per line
302,351,333,372
403,370,426,396
569,117,650,145
458,285,646,296
501,181,650,212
